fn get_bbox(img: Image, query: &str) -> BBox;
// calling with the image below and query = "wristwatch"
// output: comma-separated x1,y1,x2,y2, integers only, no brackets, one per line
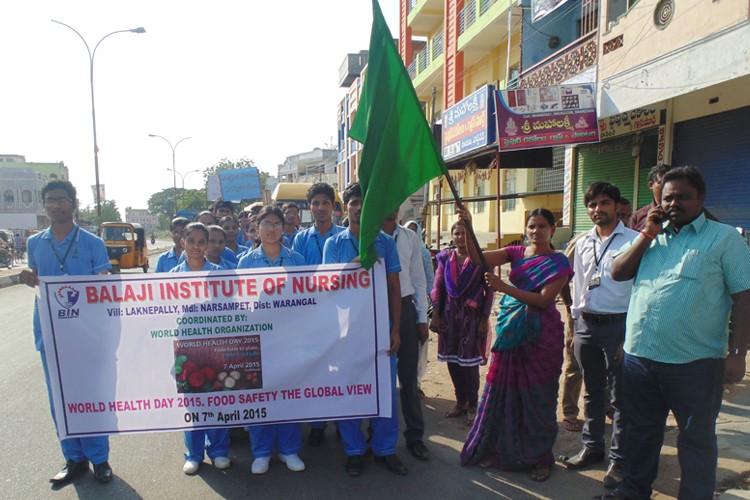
729,346,745,356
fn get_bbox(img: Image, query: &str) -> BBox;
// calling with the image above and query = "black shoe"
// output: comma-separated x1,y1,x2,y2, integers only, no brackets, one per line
308,428,325,447
50,459,89,485
407,441,430,461
559,447,605,469
345,455,364,477
375,454,408,475
603,460,624,489
93,461,113,484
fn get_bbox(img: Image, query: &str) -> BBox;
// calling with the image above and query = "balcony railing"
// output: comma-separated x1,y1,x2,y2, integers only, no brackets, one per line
408,29,445,81
519,32,598,88
480,0,497,15
407,0,419,14
459,1,477,35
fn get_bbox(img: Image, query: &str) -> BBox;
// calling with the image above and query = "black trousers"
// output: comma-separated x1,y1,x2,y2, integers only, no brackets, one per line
397,297,425,445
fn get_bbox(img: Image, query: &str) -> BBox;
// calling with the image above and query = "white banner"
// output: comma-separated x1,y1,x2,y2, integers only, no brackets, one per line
38,264,392,439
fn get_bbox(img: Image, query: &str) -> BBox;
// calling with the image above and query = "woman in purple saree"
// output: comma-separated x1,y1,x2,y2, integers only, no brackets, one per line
459,208,573,482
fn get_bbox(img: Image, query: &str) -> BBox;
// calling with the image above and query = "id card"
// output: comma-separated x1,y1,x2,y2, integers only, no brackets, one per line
588,276,601,290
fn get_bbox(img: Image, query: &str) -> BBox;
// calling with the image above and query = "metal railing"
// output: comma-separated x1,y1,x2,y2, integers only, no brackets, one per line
459,0,477,35
432,29,444,58
480,0,497,15
419,44,429,72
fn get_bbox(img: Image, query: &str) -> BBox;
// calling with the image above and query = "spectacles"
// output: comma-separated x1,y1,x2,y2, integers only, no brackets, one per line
43,197,73,206
259,220,283,229
171,230,184,237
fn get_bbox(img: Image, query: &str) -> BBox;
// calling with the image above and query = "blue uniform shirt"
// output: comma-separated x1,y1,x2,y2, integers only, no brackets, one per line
28,224,111,351
322,228,401,274
155,246,181,273
282,229,299,248
292,224,345,265
237,245,306,269
169,259,224,272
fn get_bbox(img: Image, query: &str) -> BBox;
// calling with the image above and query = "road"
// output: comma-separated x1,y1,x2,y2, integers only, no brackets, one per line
2,248,747,499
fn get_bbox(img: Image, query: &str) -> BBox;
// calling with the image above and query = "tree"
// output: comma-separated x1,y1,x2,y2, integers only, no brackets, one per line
79,200,122,224
148,187,208,224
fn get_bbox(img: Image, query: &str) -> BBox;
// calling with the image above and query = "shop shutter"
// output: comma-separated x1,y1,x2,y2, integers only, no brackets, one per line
673,106,750,229
573,143,636,234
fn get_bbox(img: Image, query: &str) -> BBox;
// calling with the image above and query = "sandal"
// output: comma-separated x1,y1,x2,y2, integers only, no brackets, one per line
466,408,477,426
444,404,468,418
563,418,583,432
530,464,552,482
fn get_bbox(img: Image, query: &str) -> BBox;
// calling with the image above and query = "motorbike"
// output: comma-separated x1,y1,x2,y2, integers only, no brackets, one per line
0,245,13,269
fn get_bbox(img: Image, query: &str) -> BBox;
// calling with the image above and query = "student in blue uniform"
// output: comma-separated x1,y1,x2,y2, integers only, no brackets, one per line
218,215,249,262
165,222,231,474
291,182,345,445
281,202,300,247
155,217,190,273
322,182,405,477
206,225,237,269
237,206,307,474
19,180,114,485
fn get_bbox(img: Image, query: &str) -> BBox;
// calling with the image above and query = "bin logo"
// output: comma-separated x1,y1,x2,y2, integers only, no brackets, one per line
54,285,80,318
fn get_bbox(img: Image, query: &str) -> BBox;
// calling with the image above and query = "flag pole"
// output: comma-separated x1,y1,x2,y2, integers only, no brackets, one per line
440,171,490,271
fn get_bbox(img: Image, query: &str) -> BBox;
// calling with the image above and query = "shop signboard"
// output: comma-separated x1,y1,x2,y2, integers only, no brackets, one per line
497,84,600,151
442,86,496,161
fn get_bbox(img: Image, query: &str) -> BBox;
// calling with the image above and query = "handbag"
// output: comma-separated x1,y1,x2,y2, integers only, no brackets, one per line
492,294,542,351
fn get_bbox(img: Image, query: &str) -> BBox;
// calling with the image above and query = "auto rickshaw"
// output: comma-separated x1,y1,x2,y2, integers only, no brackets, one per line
100,222,149,273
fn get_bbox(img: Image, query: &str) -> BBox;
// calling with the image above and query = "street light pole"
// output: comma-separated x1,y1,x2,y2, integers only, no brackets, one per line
51,20,146,226
148,135,192,214
167,168,200,209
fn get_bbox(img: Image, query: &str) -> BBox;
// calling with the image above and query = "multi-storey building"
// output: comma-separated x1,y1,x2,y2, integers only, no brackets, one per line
0,155,69,229
585,0,750,232
278,148,338,188
403,0,570,249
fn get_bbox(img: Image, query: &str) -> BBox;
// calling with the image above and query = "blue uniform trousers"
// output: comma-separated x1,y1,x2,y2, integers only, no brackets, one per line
338,355,398,457
40,352,109,465
250,423,302,457
184,429,230,462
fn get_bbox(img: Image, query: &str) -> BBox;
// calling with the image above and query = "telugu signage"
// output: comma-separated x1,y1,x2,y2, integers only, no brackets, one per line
442,86,496,160
219,168,262,201
598,108,667,140
38,264,392,439
497,84,600,151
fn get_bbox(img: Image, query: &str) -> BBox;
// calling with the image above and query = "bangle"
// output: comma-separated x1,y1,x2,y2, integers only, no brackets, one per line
641,231,655,240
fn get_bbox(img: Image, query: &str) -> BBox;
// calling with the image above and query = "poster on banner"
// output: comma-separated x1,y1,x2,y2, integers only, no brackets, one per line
37,263,392,439
207,175,222,201
218,168,261,201
497,83,600,150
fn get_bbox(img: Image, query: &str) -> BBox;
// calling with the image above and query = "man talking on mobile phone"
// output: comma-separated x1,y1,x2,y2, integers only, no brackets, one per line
604,166,750,500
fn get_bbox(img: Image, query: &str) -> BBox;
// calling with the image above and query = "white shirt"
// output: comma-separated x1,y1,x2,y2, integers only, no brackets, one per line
571,221,638,317
391,225,428,324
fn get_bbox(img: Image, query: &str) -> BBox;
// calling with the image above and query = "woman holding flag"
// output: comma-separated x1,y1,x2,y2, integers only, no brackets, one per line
458,208,572,483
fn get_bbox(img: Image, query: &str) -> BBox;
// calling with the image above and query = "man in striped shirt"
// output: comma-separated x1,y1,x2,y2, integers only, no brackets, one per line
608,166,750,500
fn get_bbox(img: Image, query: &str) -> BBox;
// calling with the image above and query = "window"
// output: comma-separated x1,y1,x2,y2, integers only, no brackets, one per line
607,0,632,27
502,170,517,211
534,147,564,191
3,190,14,205
475,181,486,213
21,189,32,204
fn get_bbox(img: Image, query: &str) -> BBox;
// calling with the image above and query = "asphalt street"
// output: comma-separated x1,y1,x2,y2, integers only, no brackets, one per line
1,248,748,499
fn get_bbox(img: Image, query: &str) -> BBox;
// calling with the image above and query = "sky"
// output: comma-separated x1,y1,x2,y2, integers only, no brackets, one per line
1,1,400,212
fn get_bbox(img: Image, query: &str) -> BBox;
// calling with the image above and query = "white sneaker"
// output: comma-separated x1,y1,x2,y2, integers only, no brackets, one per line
213,456,230,469
251,457,270,474
279,453,306,472
182,460,200,475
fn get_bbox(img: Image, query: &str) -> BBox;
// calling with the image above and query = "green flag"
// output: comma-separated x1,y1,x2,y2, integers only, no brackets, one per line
349,0,447,269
